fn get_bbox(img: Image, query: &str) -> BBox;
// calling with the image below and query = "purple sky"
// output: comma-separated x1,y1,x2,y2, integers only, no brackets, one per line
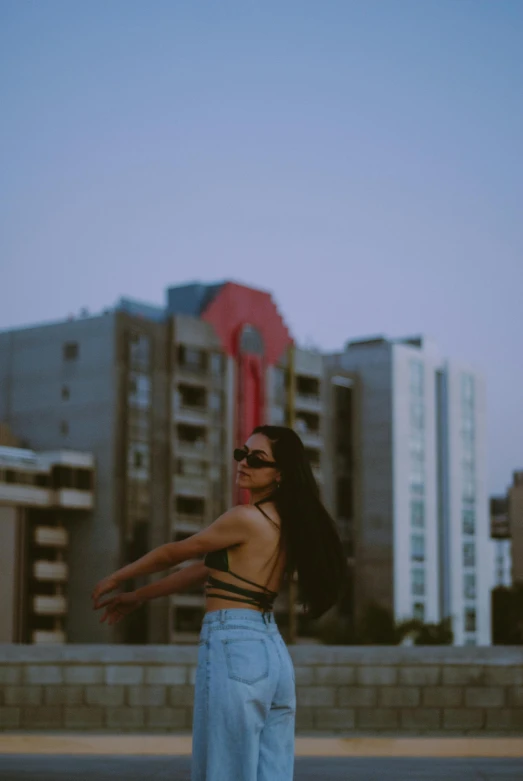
1,0,522,494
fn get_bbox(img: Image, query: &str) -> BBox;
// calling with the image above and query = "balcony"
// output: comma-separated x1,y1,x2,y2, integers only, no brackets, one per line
294,393,322,413
34,526,68,548
174,475,207,498
53,488,94,510
0,482,51,507
31,629,66,645
173,405,209,427
33,560,68,582
175,439,210,460
33,595,67,616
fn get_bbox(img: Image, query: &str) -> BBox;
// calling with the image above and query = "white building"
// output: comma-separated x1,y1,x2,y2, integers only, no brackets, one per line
327,335,490,645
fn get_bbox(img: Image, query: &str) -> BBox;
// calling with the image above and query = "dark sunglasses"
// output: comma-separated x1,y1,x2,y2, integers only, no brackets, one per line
233,448,278,469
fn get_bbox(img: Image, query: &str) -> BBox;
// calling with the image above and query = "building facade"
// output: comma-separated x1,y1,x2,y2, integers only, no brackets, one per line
326,336,490,645
0,283,490,645
0,440,94,643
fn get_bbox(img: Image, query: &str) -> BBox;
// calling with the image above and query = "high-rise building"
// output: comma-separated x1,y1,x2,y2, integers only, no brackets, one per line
508,472,523,586
489,496,512,589
0,283,490,645
326,335,490,645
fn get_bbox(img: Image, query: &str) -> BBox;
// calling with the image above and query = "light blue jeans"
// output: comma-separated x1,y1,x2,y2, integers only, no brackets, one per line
191,608,296,781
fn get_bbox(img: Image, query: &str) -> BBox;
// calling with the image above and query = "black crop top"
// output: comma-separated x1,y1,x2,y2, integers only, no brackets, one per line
203,500,280,613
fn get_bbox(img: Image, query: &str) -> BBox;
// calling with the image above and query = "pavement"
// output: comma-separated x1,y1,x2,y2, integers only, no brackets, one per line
0,736,522,781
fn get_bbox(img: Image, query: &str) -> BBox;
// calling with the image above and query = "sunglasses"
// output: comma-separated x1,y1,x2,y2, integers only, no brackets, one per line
233,448,278,469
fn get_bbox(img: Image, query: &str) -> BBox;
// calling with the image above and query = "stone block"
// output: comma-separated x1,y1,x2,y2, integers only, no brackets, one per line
380,687,420,708
294,666,314,686
356,708,400,730
85,686,125,706
0,707,21,728
399,666,440,686
465,687,505,708
127,686,166,707
443,709,484,730
105,665,144,685
315,708,355,731
295,706,314,730
4,686,42,706
484,667,523,686
106,706,145,729
423,687,463,708
485,708,523,731
337,686,377,707
64,666,104,685
0,666,21,685
442,666,485,686
44,686,84,706
508,687,523,707
296,686,335,707
145,706,188,729
145,666,187,685
168,685,195,708
64,707,104,729
24,665,63,685
357,666,397,686
401,708,441,731
21,706,63,729
315,667,355,685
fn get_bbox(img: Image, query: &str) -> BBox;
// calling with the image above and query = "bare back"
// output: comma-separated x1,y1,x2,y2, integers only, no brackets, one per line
204,501,286,613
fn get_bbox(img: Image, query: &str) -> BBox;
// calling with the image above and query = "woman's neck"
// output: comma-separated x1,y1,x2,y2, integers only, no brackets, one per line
248,486,275,505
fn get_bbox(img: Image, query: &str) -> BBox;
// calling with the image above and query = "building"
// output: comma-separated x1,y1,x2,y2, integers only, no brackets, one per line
0,282,490,645
0,282,342,644
0,436,95,643
326,335,490,646
490,496,512,589
508,471,523,585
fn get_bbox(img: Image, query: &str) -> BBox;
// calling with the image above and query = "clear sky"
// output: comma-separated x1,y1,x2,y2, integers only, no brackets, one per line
1,0,522,494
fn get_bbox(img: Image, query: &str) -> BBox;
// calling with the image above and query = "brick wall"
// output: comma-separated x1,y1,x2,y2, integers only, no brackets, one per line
0,646,522,734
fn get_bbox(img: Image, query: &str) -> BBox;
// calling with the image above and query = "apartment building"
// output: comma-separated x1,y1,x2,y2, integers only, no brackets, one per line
0,437,94,643
326,336,490,645
490,496,512,589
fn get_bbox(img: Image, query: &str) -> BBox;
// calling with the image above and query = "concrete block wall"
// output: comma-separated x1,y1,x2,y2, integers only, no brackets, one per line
0,646,522,734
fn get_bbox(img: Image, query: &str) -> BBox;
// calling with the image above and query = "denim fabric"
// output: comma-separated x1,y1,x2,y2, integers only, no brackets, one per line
191,608,296,781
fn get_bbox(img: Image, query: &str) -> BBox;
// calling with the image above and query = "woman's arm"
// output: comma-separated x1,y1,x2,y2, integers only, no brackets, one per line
113,505,256,583
134,561,209,602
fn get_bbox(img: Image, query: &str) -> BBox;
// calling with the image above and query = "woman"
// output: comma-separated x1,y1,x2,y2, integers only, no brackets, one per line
92,425,348,781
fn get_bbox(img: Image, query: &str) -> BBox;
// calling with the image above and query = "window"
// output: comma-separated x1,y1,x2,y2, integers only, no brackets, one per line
129,373,151,409
413,602,425,621
128,444,149,472
63,342,79,361
464,607,476,632
60,421,69,436
210,352,224,376
177,384,207,409
410,499,425,528
463,541,475,568
296,375,320,398
176,496,205,518
411,533,425,562
61,385,70,400
177,345,207,374
177,424,206,447
409,359,424,396
462,507,475,535
411,568,425,596
128,332,150,369
209,391,222,412
464,572,476,600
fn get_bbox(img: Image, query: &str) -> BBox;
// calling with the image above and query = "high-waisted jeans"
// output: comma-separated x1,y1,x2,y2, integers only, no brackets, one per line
191,608,296,781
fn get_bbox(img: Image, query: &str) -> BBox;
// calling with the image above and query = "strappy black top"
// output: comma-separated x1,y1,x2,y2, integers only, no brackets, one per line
203,500,280,614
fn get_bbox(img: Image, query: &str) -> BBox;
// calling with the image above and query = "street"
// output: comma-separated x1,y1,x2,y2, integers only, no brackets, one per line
0,755,522,781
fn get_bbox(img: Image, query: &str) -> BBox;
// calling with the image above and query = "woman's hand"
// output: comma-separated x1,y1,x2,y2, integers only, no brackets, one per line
91,575,120,609
94,591,144,625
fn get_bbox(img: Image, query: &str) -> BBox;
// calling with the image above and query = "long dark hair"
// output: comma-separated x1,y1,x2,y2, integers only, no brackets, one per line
252,425,349,620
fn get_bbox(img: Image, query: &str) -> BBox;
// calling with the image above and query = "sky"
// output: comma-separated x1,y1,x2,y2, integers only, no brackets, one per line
1,0,522,494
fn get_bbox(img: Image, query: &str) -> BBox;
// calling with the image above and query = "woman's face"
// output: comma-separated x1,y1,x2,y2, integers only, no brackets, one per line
235,433,281,492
